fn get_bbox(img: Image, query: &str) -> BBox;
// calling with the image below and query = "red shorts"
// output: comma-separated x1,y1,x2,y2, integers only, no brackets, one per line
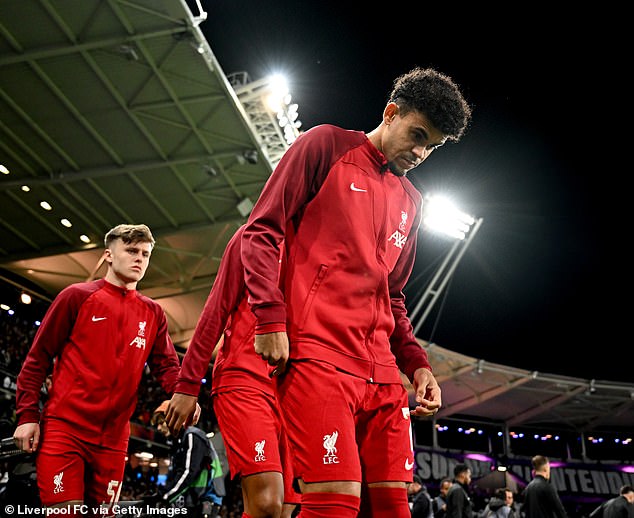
276,360,414,484
36,420,126,510
213,387,300,504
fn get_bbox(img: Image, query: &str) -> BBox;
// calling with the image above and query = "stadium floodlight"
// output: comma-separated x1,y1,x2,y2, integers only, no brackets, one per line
266,76,302,145
229,71,302,163
410,194,483,335
264,74,290,112
423,195,476,240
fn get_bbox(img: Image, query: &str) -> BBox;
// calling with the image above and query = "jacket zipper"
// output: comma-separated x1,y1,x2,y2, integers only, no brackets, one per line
102,289,127,440
366,174,389,384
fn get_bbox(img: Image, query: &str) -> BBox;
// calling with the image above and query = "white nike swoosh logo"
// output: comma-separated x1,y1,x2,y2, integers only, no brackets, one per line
350,182,367,192
405,459,415,470
92,316,107,322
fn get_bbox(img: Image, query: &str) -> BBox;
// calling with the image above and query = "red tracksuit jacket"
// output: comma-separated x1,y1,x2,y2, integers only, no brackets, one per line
175,226,275,398
241,124,432,384
16,279,180,450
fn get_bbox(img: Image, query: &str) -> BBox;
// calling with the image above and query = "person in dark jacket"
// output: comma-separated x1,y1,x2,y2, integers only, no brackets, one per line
480,488,516,518
521,455,567,518
605,484,634,518
410,475,433,518
445,463,473,518
433,478,453,518
150,401,225,517
591,485,634,518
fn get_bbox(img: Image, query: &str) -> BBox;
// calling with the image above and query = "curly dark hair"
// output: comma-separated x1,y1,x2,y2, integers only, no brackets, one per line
388,67,472,142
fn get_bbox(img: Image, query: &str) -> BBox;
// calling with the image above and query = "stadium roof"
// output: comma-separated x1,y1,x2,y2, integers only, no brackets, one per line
1,0,632,436
415,342,634,433
0,0,277,346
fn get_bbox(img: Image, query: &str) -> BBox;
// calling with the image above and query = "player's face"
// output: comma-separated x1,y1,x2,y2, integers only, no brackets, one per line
105,239,152,287
382,105,446,177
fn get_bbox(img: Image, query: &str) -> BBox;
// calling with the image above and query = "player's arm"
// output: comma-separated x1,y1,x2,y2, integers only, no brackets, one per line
388,205,441,416
14,287,80,452
167,228,247,435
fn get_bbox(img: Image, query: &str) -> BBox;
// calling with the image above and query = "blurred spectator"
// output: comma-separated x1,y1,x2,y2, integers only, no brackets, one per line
147,400,225,517
433,477,454,518
590,485,634,518
410,474,433,517
521,455,567,518
0,313,40,374
479,488,515,518
446,463,474,518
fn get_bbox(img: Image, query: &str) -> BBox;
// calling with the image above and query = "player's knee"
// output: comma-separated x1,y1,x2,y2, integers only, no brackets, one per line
250,491,284,518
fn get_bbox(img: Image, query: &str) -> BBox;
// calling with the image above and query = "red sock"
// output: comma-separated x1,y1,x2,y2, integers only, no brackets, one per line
362,486,410,518
298,492,360,518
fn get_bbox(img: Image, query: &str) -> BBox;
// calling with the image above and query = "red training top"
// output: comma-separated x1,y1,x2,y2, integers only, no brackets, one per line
176,226,276,398
241,124,431,384
16,279,180,450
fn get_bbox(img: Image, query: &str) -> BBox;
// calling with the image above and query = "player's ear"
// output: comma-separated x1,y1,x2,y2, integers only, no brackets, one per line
383,102,398,125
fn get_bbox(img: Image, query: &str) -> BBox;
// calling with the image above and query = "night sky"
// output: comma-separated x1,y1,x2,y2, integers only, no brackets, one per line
192,2,629,383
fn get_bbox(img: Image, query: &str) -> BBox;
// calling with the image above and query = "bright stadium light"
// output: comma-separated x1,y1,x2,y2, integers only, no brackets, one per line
264,74,290,112
229,71,303,163
423,195,476,240
265,74,302,145
410,194,483,335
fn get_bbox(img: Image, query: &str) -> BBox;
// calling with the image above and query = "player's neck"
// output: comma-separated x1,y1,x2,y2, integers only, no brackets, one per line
104,270,138,291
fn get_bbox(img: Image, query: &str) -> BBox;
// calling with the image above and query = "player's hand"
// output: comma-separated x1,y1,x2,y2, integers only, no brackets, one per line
13,422,40,453
192,402,202,426
165,393,198,436
410,367,442,417
254,332,289,376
